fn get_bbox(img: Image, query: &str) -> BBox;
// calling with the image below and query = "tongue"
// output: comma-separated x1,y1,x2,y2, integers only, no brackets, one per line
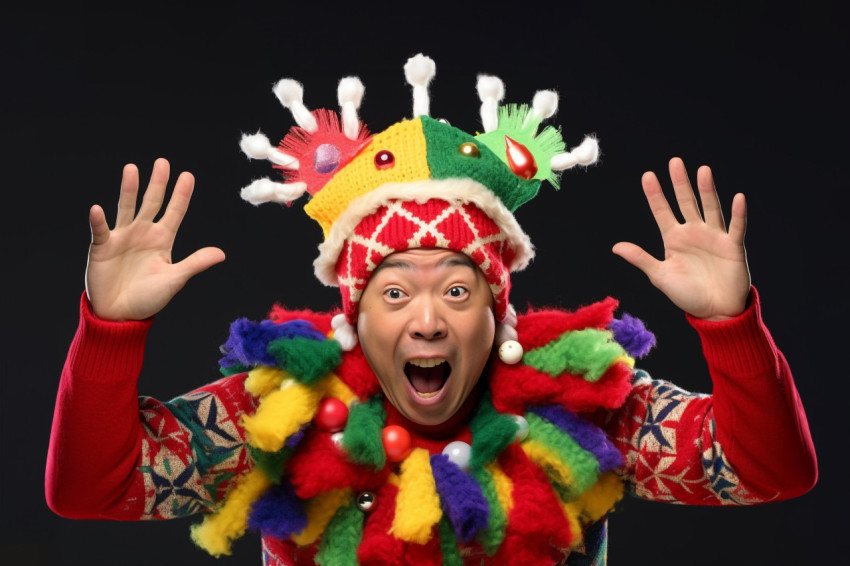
407,364,446,394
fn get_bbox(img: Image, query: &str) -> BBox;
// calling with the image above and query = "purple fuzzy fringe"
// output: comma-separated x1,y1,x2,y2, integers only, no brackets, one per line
219,318,327,368
609,314,656,358
530,405,623,472
248,481,307,539
430,454,489,543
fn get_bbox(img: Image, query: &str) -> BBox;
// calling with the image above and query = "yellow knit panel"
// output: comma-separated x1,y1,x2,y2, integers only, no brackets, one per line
291,488,352,546
390,448,442,543
304,118,430,238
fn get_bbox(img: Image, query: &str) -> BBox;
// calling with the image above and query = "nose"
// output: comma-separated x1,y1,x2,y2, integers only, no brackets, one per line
408,296,447,340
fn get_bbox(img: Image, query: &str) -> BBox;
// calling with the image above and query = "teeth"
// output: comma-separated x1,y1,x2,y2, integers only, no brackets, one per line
408,358,446,368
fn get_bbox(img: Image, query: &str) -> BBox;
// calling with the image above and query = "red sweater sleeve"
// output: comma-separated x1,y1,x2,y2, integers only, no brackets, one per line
45,293,258,520
45,292,154,519
686,287,818,500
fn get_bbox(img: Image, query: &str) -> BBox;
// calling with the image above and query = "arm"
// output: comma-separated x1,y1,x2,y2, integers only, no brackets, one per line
610,158,816,501
46,159,232,518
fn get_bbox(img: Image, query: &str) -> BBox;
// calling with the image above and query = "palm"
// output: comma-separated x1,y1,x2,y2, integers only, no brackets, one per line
613,158,750,320
86,159,225,321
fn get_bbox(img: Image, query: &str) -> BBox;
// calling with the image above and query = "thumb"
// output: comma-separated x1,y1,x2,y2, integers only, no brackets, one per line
173,247,226,284
611,242,660,278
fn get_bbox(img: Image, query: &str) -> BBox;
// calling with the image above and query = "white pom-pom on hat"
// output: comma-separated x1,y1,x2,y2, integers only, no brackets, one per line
550,135,600,170
239,132,299,168
240,178,308,205
404,53,436,118
337,76,365,141
332,313,359,351
532,90,559,121
476,75,505,133
273,78,318,133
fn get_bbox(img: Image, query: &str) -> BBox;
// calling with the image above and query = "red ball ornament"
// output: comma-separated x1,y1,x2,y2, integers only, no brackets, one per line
382,425,412,462
504,135,538,180
315,398,349,432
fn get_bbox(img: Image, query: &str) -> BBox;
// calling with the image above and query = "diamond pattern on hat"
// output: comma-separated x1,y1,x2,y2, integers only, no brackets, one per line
336,199,512,325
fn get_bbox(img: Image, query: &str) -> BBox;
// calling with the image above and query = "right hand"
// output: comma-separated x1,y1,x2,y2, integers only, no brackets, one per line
85,158,226,321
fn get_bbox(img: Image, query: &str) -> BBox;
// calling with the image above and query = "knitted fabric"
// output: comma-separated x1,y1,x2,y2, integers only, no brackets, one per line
190,297,651,563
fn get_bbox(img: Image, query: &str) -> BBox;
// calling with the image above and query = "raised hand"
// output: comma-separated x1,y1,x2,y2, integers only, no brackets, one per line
612,157,750,321
85,158,226,321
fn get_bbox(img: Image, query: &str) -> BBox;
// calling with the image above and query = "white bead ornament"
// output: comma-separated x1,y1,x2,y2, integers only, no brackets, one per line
330,432,345,448
512,415,529,442
498,340,523,364
442,441,472,471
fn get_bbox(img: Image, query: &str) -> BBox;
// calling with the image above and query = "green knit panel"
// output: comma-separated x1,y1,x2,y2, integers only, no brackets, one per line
522,328,627,381
342,397,387,470
421,116,541,212
267,336,342,385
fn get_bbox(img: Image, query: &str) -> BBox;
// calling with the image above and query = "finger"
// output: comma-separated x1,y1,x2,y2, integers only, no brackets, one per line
668,157,703,223
728,193,747,245
136,158,171,222
641,170,679,234
172,247,226,284
696,165,725,230
116,163,140,227
612,241,663,280
158,171,196,234
89,204,111,245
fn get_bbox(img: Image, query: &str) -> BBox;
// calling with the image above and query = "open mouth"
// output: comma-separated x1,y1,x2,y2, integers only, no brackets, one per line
405,358,450,398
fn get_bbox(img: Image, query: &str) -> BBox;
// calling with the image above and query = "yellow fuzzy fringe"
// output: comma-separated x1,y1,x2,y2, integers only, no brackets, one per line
291,488,352,546
190,468,272,556
241,381,324,452
485,461,515,515
244,366,288,397
390,448,442,543
521,440,579,493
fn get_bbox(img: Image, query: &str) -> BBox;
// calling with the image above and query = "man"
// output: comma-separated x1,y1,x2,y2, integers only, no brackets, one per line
46,55,816,565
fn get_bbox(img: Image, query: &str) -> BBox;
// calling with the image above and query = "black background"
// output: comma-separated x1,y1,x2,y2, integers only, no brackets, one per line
2,1,847,564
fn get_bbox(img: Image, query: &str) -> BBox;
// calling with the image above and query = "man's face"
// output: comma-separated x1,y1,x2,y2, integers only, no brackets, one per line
356,249,496,426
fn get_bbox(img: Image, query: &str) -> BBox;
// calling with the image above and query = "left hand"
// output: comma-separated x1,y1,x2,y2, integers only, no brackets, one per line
612,157,750,320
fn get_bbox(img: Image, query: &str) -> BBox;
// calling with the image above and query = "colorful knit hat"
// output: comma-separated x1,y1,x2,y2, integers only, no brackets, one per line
239,54,599,350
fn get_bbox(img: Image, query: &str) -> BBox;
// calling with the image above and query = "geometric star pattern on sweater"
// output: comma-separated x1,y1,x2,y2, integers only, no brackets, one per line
137,380,254,519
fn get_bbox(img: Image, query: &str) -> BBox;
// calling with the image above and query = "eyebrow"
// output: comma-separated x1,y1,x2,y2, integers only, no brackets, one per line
372,254,477,274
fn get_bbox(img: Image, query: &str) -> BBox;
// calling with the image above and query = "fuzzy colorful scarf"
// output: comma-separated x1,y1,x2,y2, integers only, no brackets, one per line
189,297,654,564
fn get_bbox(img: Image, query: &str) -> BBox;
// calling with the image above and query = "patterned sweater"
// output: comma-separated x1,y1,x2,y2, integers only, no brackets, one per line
45,287,816,565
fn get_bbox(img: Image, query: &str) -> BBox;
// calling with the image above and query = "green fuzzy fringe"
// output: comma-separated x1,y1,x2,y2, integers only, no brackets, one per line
247,444,292,484
439,516,464,566
470,466,507,555
522,329,626,381
315,500,364,566
525,413,600,497
342,397,387,470
469,391,518,470
267,336,342,385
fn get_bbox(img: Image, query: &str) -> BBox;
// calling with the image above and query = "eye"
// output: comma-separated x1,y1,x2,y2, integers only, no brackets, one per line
384,288,406,300
374,150,395,170
446,286,468,298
